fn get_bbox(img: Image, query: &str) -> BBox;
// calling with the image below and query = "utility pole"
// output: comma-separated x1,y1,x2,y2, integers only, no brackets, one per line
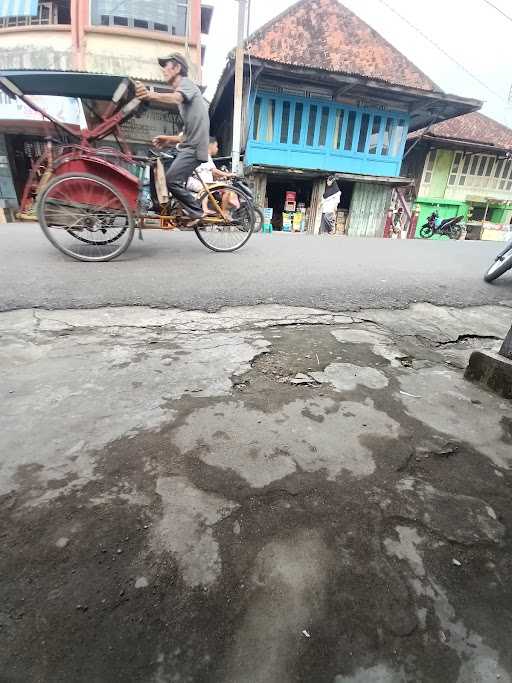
231,0,247,175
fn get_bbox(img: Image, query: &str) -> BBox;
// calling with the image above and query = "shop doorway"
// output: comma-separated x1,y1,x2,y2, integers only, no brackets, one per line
265,176,313,231
5,134,47,202
262,173,406,237
337,180,354,213
332,179,355,235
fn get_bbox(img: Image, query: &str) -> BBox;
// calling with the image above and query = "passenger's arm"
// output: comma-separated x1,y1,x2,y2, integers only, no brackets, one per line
212,168,234,180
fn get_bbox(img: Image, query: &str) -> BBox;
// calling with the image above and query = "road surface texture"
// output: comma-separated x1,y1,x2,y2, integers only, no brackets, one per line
1,222,511,312
2,302,512,682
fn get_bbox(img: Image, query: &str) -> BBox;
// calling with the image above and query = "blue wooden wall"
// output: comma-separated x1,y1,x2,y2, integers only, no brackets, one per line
245,91,409,177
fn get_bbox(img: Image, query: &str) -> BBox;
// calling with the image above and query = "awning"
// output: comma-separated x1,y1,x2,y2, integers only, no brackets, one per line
466,196,512,205
246,164,413,187
0,0,38,18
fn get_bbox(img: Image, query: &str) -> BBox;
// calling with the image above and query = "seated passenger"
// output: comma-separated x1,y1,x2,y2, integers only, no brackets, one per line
186,137,239,216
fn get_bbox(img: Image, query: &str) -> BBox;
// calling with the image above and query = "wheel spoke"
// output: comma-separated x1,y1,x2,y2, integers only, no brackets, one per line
195,186,255,252
39,173,133,262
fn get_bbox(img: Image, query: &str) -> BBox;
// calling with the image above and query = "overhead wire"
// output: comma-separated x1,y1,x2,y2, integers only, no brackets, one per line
376,0,507,104
481,0,512,23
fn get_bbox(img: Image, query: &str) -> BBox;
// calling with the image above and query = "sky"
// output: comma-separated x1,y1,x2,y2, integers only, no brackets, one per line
202,0,512,127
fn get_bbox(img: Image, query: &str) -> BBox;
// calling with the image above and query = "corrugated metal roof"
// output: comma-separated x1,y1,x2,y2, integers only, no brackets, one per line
246,55,438,95
246,0,441,93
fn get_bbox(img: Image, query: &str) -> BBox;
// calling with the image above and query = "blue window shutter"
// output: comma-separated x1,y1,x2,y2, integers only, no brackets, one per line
0,0,38,17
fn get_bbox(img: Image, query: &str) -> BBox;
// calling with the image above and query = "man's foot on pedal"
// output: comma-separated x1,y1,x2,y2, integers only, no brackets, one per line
181,215,203,229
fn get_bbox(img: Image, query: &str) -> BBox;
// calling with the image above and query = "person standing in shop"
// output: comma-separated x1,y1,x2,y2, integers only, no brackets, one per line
320,175,341,235
392,206,404,238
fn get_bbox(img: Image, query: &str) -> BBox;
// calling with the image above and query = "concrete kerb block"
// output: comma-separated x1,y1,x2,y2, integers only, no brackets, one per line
465,350,512,400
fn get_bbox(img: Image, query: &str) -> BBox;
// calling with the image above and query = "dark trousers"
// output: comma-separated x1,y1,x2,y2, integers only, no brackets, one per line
320,212,335,234
166,148,202,218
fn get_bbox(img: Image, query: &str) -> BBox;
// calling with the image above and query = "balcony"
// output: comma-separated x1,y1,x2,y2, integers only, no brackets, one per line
91,0,188,37
246,92,409,178
0,0,70,29
0,0,72,71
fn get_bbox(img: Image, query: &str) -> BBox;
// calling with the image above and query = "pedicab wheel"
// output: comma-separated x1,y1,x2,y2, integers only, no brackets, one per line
195,184,256,253
38,172,135,262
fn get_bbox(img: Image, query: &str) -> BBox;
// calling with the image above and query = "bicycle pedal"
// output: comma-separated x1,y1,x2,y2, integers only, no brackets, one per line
160,216,176,229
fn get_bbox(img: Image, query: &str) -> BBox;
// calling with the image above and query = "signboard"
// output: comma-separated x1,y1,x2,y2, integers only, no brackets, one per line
285,190,296,212
83,98,182,144
0,92,83,125
120,108,182,143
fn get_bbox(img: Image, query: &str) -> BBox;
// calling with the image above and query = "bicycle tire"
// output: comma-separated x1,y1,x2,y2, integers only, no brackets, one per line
484,247,512,283
195,184,255,252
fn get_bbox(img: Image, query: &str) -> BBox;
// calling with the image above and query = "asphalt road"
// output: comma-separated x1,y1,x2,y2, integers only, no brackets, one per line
1,222,511,312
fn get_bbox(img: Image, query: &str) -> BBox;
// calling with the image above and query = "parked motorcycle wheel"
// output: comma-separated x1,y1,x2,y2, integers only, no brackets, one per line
419,225,434,238
484,245,512,282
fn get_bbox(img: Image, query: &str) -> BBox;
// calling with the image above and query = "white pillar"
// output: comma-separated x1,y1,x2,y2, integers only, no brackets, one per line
231,0,247,175
310,179,326,235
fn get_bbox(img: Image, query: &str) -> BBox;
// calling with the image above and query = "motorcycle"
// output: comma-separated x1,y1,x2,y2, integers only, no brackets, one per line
419,211,464,240
484,236,512,282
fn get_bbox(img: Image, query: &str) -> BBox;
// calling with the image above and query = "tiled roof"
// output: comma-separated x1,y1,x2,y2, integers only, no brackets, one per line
414,112,512,149
246,0,440,93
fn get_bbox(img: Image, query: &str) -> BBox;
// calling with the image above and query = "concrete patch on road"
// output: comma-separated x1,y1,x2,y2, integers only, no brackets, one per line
385,522,510,683
223,528,332,683
334,664,407,683
397,367,512,469
412,577,510,683
172,397,400,486
152,476,238,588
312,362,389,391
330,327,402,365
361,302,510,344
384,526,426,577
0,318,270,501
0,305,354,335
382,477,505,545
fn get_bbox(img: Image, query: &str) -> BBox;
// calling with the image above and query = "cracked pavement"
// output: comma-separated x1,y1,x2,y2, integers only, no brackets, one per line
1,302,512,682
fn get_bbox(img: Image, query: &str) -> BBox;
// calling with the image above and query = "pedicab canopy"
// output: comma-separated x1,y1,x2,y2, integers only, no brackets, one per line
0,69,142,141
0,69,131,100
